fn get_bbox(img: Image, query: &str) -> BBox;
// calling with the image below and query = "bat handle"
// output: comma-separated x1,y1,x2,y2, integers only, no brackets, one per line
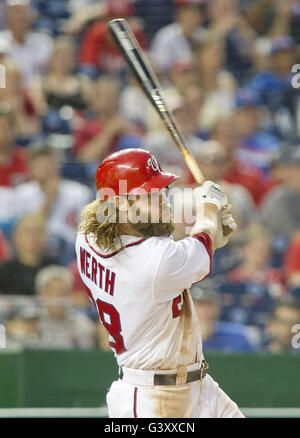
183,151,234,237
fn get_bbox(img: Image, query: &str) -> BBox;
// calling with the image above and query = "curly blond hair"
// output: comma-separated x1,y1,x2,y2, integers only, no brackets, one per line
78,199,126,252
78,197,175,252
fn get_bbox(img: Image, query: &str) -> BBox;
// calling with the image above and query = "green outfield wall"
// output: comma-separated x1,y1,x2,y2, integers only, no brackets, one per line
0,350,299,408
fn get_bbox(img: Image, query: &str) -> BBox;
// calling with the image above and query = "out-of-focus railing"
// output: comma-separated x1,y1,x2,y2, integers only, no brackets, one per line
0,295,98,350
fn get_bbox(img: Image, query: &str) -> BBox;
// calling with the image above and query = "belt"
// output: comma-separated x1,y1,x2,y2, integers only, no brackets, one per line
118,360,209,386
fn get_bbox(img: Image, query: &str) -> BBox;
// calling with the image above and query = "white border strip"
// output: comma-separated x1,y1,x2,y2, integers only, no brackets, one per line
242,408,300,418
0,407,299,418
0,407,108,418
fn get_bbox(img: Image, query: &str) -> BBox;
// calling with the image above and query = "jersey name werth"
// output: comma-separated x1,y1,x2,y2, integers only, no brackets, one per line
79,247,116,296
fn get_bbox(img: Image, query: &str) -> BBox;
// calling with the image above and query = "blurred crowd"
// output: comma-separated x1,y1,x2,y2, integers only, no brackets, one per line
0,0,300,353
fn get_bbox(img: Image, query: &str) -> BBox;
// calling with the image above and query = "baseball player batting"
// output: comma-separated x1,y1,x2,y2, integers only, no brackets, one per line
76,148,244,418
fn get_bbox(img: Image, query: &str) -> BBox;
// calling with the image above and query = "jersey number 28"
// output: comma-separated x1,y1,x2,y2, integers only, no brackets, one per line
96,299,126,354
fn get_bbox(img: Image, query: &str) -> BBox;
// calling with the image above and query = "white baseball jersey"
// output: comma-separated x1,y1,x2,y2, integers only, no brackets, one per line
75,232,212,370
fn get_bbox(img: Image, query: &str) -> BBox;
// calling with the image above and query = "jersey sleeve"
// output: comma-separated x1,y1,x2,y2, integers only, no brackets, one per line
152,233,212,303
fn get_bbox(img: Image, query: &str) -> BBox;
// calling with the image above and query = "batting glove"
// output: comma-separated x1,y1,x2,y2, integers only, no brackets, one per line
193,181,229,212
216,204,238,248
221,204,238,233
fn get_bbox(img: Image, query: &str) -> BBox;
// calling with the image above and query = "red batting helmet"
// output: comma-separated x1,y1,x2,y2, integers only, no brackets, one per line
95,148,179,198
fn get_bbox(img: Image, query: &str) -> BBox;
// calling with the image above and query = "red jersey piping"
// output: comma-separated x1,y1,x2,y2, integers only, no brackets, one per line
85,235,145,258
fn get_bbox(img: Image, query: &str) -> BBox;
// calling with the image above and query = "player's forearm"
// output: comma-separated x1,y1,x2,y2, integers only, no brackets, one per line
190,203,220,252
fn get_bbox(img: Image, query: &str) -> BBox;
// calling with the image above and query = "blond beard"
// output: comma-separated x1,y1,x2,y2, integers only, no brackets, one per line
131,217,175,238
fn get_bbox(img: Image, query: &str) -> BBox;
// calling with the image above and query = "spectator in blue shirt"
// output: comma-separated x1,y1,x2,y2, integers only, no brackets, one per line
247,36,297,139
191,283,257,352
234,88,280,175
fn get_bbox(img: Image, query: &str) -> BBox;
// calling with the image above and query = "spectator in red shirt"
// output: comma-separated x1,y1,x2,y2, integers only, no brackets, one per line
0,106,29,187
0,230,11,263
210,115,276,205
73,76,141,163
284,234,300,289
78,0,147,78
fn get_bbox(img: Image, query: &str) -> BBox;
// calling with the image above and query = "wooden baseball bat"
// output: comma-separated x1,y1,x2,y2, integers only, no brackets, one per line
108,18,205,185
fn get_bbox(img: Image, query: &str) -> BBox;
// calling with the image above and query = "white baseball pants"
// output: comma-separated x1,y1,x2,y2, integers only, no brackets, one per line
106,373,245,418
